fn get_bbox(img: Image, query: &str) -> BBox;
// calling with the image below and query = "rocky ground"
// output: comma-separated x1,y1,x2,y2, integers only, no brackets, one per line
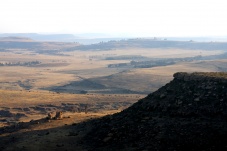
83,72,227,151
0,101,133,126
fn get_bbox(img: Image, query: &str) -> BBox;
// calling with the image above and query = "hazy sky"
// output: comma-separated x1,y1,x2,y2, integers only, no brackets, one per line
0,0,226,37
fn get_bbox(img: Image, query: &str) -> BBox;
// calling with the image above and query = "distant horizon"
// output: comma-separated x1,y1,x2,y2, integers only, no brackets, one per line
1,32,227,44
1,0,226,37
1,32,227,38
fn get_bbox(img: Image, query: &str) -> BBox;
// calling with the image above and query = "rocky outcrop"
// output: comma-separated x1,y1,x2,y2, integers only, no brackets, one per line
174,72,227,82
84,72,227,151
54,111,63,120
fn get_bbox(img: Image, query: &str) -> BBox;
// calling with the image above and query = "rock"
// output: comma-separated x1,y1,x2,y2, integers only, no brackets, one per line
103,137,112,142
108,133,113,137
68,132,78,136
47,112,54,120
176,100,183,105
54,111,63,120
205,86,212,90
194,98,200,101
143,117,150,120
56,144,64,147
160,94,166,99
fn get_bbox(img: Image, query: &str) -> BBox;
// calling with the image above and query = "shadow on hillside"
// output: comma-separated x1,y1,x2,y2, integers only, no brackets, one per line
0,117,96,151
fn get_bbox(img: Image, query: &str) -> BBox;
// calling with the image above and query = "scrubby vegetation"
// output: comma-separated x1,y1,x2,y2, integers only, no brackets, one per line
0,61,41,66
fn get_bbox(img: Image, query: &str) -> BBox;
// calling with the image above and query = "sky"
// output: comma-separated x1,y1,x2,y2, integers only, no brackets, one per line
0,0,227,37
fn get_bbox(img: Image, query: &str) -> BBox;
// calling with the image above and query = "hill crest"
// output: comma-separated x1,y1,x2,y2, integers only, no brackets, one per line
84,72,227,151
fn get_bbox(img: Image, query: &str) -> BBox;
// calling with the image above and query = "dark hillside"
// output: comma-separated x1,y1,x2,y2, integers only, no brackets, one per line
84,72,227,151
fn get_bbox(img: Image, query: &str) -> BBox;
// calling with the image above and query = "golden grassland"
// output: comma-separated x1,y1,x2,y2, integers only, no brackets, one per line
0,48,226,122
0,48,225,91
0,89,144,127
0,89,143,107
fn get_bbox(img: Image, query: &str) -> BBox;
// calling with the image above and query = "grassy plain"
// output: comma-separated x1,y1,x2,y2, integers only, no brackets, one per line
0,42,227,127
0,48,224,90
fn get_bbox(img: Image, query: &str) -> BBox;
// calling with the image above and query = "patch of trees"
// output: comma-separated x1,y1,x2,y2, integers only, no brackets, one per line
0,61,41,66
108,55,202,68
105,55,149,61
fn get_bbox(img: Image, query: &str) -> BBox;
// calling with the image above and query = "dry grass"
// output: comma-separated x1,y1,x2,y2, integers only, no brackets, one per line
0,89,144,127
64,48,224,58
0,48,224,91
0,89,142,107
0,112,118,151
90,59,227,93
0,47,226,150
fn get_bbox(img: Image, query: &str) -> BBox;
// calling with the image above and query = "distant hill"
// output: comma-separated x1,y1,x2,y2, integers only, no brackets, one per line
0,38,80,54
84,72,227,150
0,33,76,42
0,37,34,42
0,33,128,44
66,39,227,51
